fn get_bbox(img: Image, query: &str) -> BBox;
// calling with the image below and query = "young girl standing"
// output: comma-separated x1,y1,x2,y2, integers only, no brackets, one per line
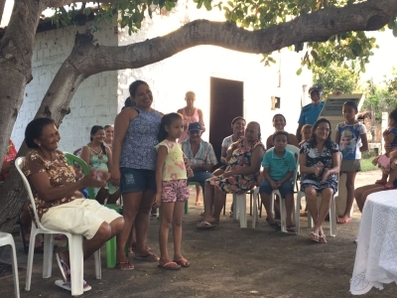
155,113,191,270
335,101,368,224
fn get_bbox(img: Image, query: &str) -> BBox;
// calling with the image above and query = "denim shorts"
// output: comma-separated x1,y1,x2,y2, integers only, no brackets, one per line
120,168,156,194
259,179,294,198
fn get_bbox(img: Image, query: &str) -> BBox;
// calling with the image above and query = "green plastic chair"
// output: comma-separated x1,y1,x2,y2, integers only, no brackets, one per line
64,152,121,268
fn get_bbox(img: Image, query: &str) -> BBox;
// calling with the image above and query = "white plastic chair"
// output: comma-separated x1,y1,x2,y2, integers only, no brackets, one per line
295,152,341,237
252,145,300,233
0,232,20,298
232,191,258,228
271,145,300,233
15,157,101,296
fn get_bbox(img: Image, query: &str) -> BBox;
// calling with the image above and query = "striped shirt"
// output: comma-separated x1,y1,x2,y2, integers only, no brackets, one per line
181,139,217,167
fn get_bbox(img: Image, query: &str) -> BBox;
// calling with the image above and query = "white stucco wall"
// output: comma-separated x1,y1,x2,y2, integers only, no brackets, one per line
12,2,311,151
117,1,312,142
12,20,119,152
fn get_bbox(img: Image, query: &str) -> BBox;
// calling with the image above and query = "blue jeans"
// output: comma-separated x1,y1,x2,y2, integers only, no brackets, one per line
188,170,214,191
259,179,294,198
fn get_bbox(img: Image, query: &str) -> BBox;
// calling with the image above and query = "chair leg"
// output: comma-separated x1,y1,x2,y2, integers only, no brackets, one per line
42,234,54,278
236,194,247,228
25,224,37,291
329,197,337,237
68,235,84,296
295,192,304,234
94,249,102,279
232,195,238,220
2,233,20,298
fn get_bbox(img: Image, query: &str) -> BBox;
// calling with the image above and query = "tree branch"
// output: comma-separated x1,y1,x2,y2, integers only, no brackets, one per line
45,0,121,8
67,0,397,75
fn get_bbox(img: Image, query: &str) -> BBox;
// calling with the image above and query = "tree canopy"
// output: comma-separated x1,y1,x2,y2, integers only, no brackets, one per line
1,0,397,233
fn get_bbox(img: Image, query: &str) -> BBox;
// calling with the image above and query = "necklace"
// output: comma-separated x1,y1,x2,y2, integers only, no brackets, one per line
88,146,104,161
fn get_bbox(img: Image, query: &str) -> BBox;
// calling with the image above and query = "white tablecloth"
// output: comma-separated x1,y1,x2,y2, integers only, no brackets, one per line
350,189,397,295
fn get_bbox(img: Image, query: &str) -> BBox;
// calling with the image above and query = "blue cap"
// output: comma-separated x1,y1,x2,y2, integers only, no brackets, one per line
188,122,202,132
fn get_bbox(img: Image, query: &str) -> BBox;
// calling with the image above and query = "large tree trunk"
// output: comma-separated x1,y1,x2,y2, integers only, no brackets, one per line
0,0,45,166
1,0,397,235
0,0,7,25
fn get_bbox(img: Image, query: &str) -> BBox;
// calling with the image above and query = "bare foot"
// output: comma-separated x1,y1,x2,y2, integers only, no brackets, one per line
337,216,352,224
195,200,202,206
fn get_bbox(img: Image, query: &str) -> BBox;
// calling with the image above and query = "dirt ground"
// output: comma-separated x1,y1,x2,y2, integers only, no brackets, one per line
1,169,397,297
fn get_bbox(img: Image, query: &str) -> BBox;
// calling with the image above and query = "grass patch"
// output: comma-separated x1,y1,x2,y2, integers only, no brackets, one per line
361,157,379,172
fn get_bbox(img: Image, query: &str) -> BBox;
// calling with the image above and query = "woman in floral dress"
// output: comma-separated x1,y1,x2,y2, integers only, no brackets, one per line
197,122,265,228
300,118,340,243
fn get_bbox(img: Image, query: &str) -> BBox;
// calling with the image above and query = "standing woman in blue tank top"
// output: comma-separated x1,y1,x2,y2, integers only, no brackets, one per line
111,80,163,270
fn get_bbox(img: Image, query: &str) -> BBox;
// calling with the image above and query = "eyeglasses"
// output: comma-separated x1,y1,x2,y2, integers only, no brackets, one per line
316,127,330,132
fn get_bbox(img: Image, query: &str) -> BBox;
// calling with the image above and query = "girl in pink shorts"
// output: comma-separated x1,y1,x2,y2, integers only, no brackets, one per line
154,113,193,270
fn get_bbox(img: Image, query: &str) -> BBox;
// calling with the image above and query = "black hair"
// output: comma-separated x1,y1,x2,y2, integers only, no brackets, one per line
272,114,286,123
158,113,183,142
389,108,397,126
272,130,289,141
90,125,106,153
231,116,245,125
310,118,333,149
25,117,56,149
343,100,358,112
129,80,149,98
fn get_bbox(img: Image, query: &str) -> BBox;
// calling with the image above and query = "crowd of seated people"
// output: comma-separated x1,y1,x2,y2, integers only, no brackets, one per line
8,82,395,290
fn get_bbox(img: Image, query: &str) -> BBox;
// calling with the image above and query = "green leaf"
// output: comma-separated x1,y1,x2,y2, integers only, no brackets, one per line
84,8,91,16
296,67,302,75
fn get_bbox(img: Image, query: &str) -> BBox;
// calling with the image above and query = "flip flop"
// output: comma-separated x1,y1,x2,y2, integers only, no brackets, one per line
134,252,159,262
319,234,327,243
286,225,296,233
375,180,387,185
54,279,92,292
196,221,217,229
266,217,281,231
310,231,320,243
55,252,70,282
158,261,181,270
116,261,134,270
173,258,190,268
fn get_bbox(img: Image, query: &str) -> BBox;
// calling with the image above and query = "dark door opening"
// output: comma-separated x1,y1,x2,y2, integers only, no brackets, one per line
209,77,244,162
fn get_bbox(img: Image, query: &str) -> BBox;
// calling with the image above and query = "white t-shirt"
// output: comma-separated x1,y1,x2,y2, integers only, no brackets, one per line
221,135,234,150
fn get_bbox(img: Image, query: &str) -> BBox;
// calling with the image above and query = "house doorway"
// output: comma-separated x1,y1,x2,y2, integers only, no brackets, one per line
209,77,244,162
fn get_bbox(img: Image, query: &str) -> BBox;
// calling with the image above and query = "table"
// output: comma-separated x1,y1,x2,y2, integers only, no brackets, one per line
350,189,397,295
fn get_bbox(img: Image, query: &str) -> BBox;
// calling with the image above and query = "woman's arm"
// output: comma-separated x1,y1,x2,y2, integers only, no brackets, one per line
80,146,91,168
335,130,341,146
111,108,138,185
198,109,206,133
321,151,341,181
154,146,167,207
385,132,395,153
106,146,114,173
288,133,299,147
28,169,106,202
220,146,228,164
223,144,265,177
266,135,273,150
299,153,320,176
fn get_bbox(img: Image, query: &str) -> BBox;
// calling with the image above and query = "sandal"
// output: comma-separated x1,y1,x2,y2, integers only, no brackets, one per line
266,217,281,231
158,261,181,270
116,261,134,270
56,252,70,282
375,180,387,185
286,225,296,233
319,234,327,243
309,231,320,243
173,258,190,268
